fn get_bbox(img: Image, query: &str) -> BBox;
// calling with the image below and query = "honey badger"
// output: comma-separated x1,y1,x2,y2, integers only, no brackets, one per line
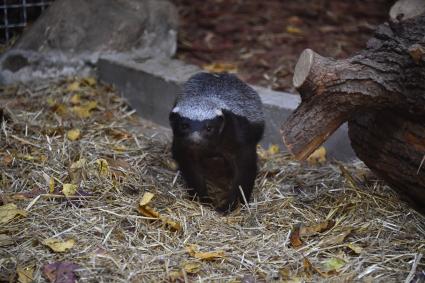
169,72,265,213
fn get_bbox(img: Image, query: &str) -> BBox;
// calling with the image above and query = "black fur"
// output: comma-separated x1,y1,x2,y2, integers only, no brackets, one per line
169,73,265,213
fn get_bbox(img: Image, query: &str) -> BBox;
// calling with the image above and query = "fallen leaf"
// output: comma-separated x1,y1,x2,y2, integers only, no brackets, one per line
70,94,81,105
62,184,78,197
50,102,68,117
0,234,14,247
17,265,34,283
0,203,28,224
49,176,55,193
42,238,75,253
323,257,346,272
138,192,181,231
111,145,127,152
183,261,201,274
307,146,327,165
267,144,280,155
106,128,132,140
95,159,110,176
107,158,131,180
72,101,97,119
203,62,238,73
139,192,155,206
186,244,225,261
299,220,335,236
286,25,303,34
194,251,225,260
67,129,81,141
67,81,81,92
289,225,303,247
347,243,363,254
320,229,352,246
42,261,79,283
69,158,86,184
2,154,13,166
83,77,97,86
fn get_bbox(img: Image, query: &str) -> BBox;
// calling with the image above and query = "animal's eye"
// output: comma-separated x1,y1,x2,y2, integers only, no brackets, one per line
181,123,189,130
205,125,213,132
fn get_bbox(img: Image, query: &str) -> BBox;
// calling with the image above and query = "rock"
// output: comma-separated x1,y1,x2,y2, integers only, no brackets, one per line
0,0,178,84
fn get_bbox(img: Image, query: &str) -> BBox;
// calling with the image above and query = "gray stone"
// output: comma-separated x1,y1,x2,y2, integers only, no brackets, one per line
0,49,94,84
16,0,178,58
98,55,356,160
0,0,178,84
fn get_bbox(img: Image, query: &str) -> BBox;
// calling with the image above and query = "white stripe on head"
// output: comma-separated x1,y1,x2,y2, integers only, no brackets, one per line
172,107,180,113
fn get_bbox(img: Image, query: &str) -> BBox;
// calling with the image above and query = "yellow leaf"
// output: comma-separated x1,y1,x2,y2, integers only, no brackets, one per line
72,101,97,119
323,257,345,272
140,192,155,206
67,81,81,92
194,251,225,260
203,62,238,73
307,146,327,165
67,129,81,141
83,77,97,86
47,97,56,107
0,203,27,224
49,176,55,193
286,25,303,34
51,103,68,116
42,238,75,253
186,244,224,261
347,243,363,254
70,94,81,105
96,159,110,176
138,193,181,231
183,261,201,274
17,265,34,283
62,184,78,197
267,144,280,155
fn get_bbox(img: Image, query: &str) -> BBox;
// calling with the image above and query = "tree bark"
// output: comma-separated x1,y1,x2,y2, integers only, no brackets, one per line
281,14,425,160
281,13,425,209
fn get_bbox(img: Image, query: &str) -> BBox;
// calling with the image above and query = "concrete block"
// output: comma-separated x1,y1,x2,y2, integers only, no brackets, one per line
97,55,356,160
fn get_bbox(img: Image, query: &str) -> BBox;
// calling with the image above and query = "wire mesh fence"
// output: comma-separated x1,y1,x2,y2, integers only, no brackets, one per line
0,0,53,44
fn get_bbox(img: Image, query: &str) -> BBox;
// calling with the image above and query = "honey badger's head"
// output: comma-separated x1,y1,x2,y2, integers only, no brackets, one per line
169,97,226,148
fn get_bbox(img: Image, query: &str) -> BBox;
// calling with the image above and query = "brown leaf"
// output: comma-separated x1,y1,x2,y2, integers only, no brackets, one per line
137,193,181,231
290,225,303,247
42,262,79,283
2,154,13,166
183,261,201,274
299,220,335,236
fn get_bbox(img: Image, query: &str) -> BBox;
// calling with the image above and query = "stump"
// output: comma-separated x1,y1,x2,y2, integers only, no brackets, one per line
281,11,425,211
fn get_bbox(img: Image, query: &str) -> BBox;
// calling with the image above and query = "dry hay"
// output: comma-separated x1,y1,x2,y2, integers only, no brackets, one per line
0,78,424,283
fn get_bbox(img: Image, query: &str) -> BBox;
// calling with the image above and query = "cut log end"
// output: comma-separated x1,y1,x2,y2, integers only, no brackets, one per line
390,0,425,21
293,49,314,89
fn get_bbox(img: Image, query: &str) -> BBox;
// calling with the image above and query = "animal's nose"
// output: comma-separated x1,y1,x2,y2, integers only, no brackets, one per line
189,131,202,144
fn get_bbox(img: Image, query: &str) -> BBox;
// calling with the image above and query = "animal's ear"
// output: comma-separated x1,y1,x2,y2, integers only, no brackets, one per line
169,107,180,121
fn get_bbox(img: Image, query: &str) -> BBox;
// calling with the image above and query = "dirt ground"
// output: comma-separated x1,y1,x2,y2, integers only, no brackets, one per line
172,0,393,92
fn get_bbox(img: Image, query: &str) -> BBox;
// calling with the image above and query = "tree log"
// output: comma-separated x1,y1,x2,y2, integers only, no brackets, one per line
282,14,425,160
281,13,425,209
